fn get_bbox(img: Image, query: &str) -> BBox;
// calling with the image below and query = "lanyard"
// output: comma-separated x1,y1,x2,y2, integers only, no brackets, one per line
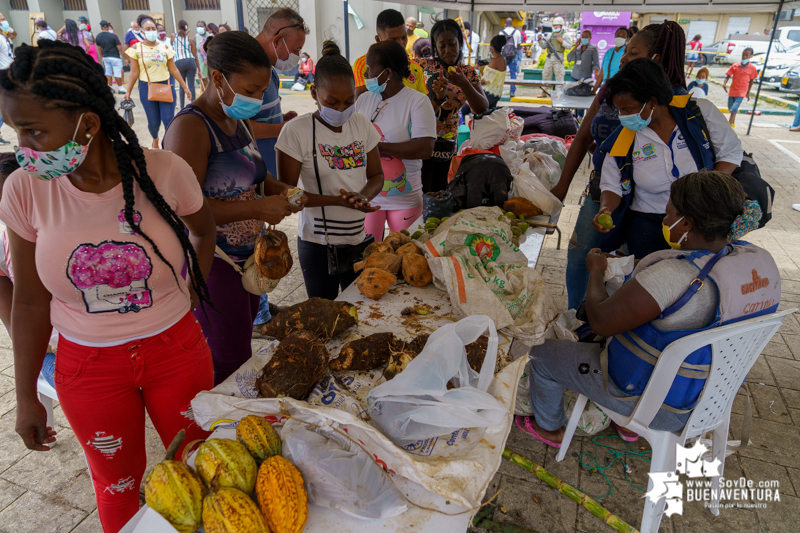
667,130,680,179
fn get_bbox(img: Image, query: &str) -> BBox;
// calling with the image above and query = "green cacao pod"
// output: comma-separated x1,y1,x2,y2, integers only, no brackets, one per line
195,439,257,494
203,486,270,533
236,415,282,465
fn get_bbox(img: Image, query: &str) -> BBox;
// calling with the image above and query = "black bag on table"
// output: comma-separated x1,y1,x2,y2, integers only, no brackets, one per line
446,153,513,210
564,81,594,97
509,106,578,138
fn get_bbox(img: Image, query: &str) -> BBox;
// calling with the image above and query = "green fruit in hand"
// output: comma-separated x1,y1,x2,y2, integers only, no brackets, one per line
400,229,410,236
410,230,424,240
597,213,614,230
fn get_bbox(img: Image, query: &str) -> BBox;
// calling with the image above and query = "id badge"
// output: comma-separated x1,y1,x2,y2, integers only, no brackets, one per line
575,60,582,66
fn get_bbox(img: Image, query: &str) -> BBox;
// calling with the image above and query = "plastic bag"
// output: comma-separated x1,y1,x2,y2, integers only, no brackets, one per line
281,418,408,520
470,107,523,150
367,315,507,445
498,139,524,175
522,150,561,190
422,191,454,220
508,162,562,218
603,256,635,296
523,137,568,170
564,397,610,436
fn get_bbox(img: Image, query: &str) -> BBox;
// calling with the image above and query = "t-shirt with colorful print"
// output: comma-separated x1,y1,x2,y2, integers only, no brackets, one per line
126,42,175,83
417,58,480,139
352,53,428,95
0,150,204,344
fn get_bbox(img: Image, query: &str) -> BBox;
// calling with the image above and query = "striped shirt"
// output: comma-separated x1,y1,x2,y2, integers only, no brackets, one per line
174,34,194,61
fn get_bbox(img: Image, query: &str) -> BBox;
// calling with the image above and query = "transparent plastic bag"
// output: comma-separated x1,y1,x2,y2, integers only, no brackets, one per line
523,137,568,169
367,315,507,445
508,162,562,218
281,418,408,520
522,150,561,190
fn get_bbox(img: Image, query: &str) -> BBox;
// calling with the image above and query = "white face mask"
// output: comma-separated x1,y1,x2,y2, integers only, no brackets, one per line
273,37,300,72
614,37,627,48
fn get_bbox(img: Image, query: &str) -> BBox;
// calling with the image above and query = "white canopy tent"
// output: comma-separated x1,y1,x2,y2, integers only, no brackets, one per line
360,0,800,133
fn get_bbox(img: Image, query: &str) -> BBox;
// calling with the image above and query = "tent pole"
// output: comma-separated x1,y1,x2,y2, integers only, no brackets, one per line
470,0,475,61
343,0,350,62
746,0,784,136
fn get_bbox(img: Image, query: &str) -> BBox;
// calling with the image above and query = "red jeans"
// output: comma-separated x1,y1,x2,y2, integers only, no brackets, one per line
55,312,213,532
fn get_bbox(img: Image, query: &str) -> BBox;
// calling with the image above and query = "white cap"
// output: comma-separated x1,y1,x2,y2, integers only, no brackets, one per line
553,17,565,26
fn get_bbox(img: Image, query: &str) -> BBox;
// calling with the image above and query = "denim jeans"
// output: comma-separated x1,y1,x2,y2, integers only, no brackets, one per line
508,48,522,95
793,102,800,128
253,294,271,326
566,197,602,309
138,79,176,140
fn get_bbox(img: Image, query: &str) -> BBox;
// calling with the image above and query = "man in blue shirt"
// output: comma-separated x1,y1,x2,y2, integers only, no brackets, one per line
251,7,308,331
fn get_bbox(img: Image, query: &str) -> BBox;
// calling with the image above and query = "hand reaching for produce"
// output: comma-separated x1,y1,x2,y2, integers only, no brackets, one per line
592,207,614,233
340,189,380,213
258,195,296,225
445,66,470,89
585,247,609,274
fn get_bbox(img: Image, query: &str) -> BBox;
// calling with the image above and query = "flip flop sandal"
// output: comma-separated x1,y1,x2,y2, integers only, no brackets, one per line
515,415,561,448
612,421,639,442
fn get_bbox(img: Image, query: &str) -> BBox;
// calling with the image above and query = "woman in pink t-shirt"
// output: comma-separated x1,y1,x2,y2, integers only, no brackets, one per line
0,40,217,532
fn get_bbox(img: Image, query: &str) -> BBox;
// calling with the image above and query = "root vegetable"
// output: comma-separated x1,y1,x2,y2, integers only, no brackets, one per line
261,298,357,340
384,231,411,251
330,332,398,371
353,252,402,275
254,229,293,279
362,241,393,260
255,331,329,399
401,254,433,287
395,242,423,259
466,335,490,372
503,197,543,219
356,268,396,300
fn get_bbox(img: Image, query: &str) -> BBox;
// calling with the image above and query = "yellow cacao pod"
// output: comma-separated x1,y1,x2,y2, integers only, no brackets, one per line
145,460,206,533
195,439,257,494
236,415,282,465
203,486,270,533
256,456,308,533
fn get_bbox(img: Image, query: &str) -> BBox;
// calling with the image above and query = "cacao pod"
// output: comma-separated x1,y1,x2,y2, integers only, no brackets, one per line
256,456,308,533
144,430,205,533
236,415,282,465
203,486,270,533
195,439,257,494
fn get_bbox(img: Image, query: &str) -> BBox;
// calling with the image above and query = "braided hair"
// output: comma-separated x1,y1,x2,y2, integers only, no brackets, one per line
638,21,687,89
314,40,353,88
0,41,212,306
430,19,464,63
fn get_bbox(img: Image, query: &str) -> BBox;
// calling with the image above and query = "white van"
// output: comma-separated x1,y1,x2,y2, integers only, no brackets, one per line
716,26,800,64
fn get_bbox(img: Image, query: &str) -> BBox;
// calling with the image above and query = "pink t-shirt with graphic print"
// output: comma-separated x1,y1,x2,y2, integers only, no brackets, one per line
0,150,204,344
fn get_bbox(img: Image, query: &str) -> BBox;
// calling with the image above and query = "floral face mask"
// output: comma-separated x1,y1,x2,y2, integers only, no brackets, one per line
15,113,93,181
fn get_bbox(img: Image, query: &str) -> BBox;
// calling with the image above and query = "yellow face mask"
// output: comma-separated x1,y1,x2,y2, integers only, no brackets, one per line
662,216,687,249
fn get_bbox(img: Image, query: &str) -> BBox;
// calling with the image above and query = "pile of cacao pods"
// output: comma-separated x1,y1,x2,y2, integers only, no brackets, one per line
144,415,307,533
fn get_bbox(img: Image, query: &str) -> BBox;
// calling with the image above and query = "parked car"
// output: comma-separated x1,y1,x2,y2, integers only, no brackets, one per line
716,38,788,64
752,43,800,87
687,41,724,66
779,62,800,94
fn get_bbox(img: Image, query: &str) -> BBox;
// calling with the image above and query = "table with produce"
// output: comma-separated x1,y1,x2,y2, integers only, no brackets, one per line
125,122,572,533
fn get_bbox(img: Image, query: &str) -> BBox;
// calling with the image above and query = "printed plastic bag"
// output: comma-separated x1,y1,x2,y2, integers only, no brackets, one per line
565,397,610,436
281,417,408,520
509,162,562,218
367,315,507,445
522,150,561,190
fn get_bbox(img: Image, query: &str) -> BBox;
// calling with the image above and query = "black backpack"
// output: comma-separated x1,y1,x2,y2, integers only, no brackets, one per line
447,153,513,210
501,30,518,61
511,106,578,138
687,100,774,228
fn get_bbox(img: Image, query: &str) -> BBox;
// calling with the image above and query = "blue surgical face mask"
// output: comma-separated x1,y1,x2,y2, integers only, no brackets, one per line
318,103,355,128
1,21,11,31
618,100,653,131
741,58,750,65
365,68,389,94
696,78,706,85
581,38,589,45
197,27,206,35
217,73,263,120
144,30,158,42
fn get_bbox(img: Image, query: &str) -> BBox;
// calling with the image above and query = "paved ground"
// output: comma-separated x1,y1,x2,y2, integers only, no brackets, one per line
0,90,798,532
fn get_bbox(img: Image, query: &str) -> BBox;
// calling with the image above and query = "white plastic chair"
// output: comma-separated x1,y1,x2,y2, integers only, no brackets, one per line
555,309,797,533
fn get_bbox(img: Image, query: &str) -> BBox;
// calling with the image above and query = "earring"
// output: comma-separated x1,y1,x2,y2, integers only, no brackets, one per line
86,133,91,138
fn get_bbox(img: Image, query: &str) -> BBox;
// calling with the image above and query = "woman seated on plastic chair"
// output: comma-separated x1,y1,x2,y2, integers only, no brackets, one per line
517,171,780,447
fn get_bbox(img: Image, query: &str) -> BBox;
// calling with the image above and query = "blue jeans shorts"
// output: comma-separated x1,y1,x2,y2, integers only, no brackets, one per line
103,56,123,78
727,96,744,114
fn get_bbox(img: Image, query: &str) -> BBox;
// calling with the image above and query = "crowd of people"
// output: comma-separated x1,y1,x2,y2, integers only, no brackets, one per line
0,7,780,533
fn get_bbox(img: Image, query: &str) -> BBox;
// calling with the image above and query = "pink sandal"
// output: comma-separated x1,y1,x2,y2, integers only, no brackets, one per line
612,421,639,442
515,415,561,448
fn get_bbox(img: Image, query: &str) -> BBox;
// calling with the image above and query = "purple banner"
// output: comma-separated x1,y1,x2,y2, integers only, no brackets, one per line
581,11,631,25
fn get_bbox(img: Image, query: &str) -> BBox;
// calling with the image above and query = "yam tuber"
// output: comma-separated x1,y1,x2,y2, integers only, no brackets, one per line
401,254,433,287
261,298,357,340
330,332,398,371
503,197,543,219
254,229,293,279
384,231,411,251
465,335,489,372
356,268,396,300
353,252,402,275
395,242,423,259
255,331,329,399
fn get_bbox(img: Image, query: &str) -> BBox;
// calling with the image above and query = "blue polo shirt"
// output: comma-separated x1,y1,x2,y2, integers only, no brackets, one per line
601,45,625,82
252,68,283,176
